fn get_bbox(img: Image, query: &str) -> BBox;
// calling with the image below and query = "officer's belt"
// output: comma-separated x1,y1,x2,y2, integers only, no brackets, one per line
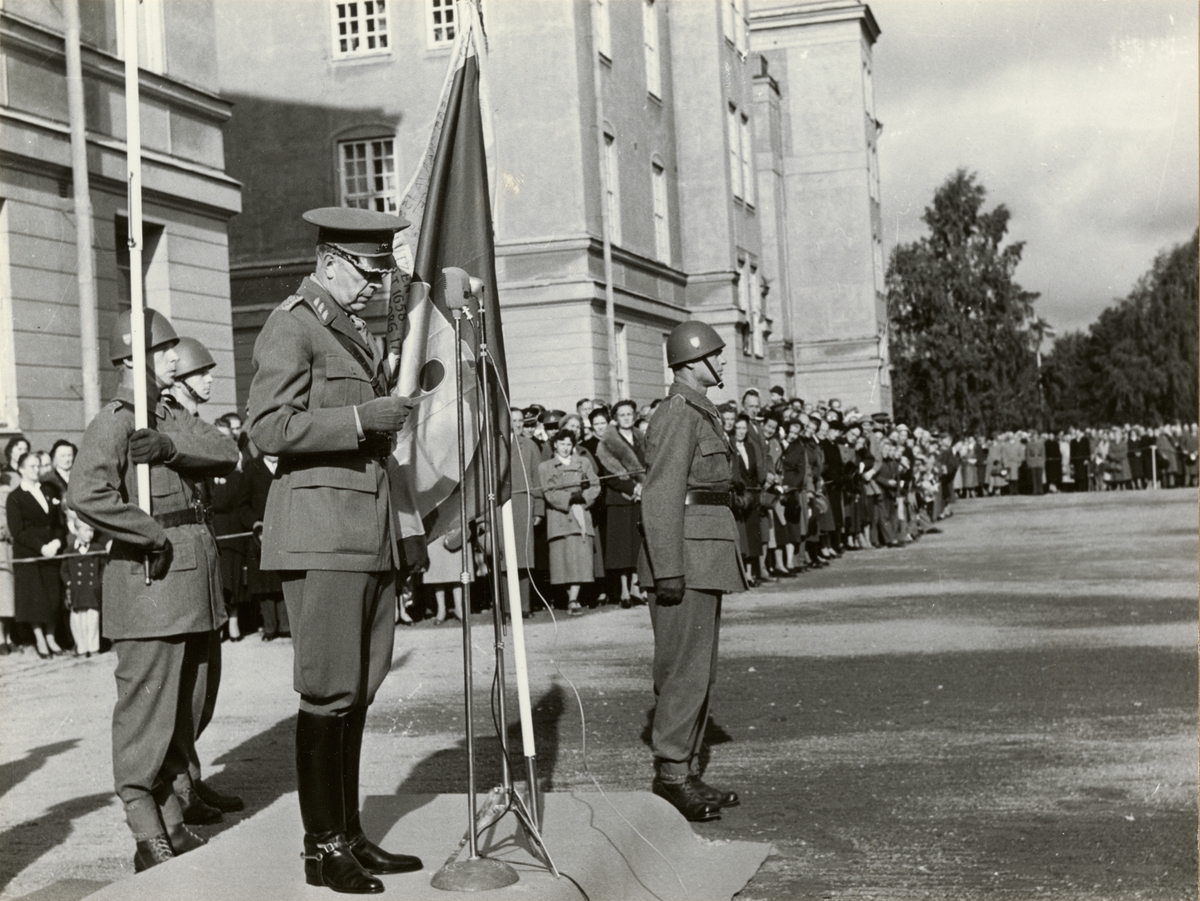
155,505,212,528
684,489,732,508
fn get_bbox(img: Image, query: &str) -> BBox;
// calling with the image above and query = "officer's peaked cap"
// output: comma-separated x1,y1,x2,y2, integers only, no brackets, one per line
304,207,410,272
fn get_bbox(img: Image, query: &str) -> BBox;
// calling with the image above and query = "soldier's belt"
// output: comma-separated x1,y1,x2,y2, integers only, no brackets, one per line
154,505,212,528
684,489,733,508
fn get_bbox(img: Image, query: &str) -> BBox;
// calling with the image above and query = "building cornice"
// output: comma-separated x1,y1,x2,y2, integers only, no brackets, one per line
1,109,242,220
749,1,881,45
0,10,233,123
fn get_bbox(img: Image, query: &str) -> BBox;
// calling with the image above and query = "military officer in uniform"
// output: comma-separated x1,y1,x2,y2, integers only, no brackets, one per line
164,336,247,824
638,320,747,822
247,207,421,894
69,309,238,870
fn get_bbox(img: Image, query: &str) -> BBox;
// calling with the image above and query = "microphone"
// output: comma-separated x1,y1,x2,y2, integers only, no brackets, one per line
442,267,471,311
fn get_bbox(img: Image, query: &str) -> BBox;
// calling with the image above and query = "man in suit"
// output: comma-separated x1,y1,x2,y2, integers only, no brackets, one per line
70,309,238,871
247,208,422,894
639,320,747,822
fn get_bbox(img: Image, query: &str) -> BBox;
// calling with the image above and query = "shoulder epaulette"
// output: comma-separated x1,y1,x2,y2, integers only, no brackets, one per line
280,292,334,326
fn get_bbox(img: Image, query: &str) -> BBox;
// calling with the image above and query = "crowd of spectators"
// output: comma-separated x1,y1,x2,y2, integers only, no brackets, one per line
4,390,1195,648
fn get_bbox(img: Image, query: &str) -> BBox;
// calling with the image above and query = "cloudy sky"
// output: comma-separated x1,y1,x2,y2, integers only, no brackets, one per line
870,0,1198,337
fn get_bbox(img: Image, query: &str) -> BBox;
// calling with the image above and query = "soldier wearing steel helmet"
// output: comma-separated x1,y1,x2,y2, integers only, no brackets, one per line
68,309,238,871
246,207,421,893
164,336,249,825
638,319,747,823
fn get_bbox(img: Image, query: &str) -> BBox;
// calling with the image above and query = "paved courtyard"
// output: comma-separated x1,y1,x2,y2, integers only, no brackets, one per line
0,489,1195,900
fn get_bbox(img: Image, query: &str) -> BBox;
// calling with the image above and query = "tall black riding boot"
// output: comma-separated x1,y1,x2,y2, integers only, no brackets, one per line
342,706,423,875
296,710,383,894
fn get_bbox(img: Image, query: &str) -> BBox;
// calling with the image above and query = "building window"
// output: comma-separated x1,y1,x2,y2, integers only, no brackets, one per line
615,322,629,399
722,0,747,56
652,162,670,263
427,0,456,48
739,113,754,208
727,105,742,201
116,0,165,73
333,0,390,57
603,132,621,246
340,139,398,212
643,0,661,98
662,333,672,388
114,216,167,313
749,265,764,357
593,0,612,61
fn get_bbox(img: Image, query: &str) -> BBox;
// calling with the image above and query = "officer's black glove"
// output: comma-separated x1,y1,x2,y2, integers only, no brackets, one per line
655,576,685,605
579,477,591,491
568,492,585,506
147,538,173,581
357,396,416,433
130,429,175,464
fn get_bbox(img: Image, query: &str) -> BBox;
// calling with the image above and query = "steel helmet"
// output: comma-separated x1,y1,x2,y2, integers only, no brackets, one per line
172,336,216,380
109,308,178,363
665,320,725,368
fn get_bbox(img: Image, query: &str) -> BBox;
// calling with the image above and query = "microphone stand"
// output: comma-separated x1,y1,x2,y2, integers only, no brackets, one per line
470,280,559,877
431,273,519,892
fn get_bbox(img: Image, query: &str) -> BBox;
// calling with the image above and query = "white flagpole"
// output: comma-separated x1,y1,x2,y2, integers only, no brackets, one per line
124,1,152,542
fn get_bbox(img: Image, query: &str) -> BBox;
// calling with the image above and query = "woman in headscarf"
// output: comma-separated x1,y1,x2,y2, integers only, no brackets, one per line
596,400,646,607
539,430,601,616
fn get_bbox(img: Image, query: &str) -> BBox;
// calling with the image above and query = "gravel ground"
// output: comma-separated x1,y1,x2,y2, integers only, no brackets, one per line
0,489,1195,901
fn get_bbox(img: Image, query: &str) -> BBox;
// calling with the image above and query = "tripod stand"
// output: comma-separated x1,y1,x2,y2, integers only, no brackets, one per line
431,269,558,891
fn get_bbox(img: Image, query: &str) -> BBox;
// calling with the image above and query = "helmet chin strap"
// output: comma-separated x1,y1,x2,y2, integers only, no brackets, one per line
703,356,724,390
183,379,206,405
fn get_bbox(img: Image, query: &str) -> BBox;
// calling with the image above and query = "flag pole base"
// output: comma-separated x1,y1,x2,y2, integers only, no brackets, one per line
431,857,520,892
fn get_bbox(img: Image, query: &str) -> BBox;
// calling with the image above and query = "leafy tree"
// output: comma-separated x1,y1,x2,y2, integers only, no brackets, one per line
1042,229,1198,428
886,170,1042,436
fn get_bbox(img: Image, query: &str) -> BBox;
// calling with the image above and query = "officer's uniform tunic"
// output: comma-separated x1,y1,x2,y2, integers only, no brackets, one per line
69,385,236,838
638,381,747,781
247,276,399,716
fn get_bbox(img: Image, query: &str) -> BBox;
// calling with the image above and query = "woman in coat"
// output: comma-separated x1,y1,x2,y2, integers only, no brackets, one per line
596,400,646,607
538,429,600,616
505,407,545,618
7,452,66,657
778,420,808,572
731,415,763,577
0,474,16,653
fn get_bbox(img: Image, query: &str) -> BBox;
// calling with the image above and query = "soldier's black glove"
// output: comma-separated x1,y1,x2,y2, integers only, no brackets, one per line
357,396,416,433
147,538,173,581
130,429,175,464
655,576,685,605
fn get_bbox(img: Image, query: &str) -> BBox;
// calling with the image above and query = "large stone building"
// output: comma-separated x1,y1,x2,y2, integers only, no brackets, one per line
0,0,241,449
215,0,888,414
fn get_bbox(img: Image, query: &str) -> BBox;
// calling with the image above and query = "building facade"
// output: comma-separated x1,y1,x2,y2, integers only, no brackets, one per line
0,0,241,449
216,0,888,414
751,0,890,411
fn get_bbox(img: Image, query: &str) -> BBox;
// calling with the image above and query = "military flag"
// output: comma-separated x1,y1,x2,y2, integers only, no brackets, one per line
389,4,510,543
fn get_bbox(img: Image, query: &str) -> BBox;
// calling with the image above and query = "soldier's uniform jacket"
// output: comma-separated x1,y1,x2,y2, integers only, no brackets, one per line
247,276,399,573
69,386,237,639
638,381,747,593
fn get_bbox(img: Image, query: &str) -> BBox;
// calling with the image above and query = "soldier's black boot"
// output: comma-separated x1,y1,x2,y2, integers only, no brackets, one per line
342,706,422,875
297,710,383,894
688,775,740,808
652,777,721,822
176,774,223,825
194,777,244,813
134,834,175,872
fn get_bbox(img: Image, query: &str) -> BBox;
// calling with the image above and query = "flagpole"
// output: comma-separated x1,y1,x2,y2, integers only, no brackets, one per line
124,0,153,579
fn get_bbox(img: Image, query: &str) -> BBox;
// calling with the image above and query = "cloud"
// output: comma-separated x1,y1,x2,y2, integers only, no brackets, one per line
872,0,1199,333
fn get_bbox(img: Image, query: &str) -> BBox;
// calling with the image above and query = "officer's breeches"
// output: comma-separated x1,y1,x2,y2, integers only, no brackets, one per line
648,587,722,780
112,633,208,837
282,570,395,715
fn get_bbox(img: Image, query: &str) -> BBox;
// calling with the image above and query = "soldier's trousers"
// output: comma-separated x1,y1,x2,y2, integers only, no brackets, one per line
112,632,213,838
281,570,395,715
648,587,722,780
184,630,221,783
